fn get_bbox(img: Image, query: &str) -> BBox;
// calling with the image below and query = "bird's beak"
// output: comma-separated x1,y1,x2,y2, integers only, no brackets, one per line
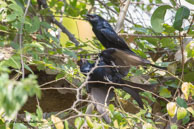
83,14,92,20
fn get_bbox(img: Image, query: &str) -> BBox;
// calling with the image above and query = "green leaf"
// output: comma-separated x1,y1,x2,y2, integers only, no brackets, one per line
3,55,21,69
85,116,94,128
109,104,115,112
176,97,188,108
8,3,23,15
0,118,6,129
186,0,194,4
160,38,176,49
177,107,187,120
13,123,27,129
142,123,153,129
173,6,190,30
51,115,64,129
5,13,17,22
74,117,84,129
182,113,190,125
36,106,43,120
64,120,69,129
170,124,178,129
187,107,194,117
24,64,34,74
166,102,177,117
163,24,176,33
25,16,40,33
151,5,172,32
159,87,172,98
186,41,194,58
170,0,176,6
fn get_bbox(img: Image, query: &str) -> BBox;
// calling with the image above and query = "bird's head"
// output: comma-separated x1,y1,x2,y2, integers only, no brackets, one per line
77,59,93,74
84,14,103,25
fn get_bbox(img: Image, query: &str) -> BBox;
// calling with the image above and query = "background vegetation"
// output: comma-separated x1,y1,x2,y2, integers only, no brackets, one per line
0,0,193,128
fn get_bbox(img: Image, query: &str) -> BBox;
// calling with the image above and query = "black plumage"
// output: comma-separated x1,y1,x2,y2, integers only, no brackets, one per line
85,14,167,70
78,57,158,108
78,56,158,123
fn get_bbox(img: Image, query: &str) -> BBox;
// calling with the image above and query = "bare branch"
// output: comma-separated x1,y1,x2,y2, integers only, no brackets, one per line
96,0,134,25
115,0,131,32
39,0,80,46
19,0,31,79
119,33,190,38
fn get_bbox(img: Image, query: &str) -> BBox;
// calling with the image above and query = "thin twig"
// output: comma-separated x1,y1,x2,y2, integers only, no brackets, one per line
173,32,185,100
119,33,190,38
19,0,31,79
96,0,134,25
39,0,80,46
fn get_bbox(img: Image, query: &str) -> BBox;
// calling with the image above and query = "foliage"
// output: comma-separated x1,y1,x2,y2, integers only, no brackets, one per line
0,0,193,128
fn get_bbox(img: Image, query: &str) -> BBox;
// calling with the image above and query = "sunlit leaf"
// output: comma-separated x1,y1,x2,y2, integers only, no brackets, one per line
142,123,153,129
85,116,94,128
64,120,69,129
170,124,178,129
13,123,27,129
181,82,191,100
186,41,194,58
8,3,23,15
51,115,64,129
36,106,43,120
74,117,84,129
166,102,177,117
151,5,172,32
113,120,119,128
187,107,194,117
177,107,187,120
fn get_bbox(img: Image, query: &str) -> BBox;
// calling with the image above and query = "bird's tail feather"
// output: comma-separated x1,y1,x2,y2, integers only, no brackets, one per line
122,87,144,108
121,80,159,93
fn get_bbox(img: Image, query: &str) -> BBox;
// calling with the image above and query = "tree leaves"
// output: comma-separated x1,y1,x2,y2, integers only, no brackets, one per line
176,97,187,108
173,6,190,30
167,102,177,117
185,0,194,4
159,87,172,98
51,115,64,129
177,107,187,120
181,82,190,100
0,74,40,119
151,5,172,33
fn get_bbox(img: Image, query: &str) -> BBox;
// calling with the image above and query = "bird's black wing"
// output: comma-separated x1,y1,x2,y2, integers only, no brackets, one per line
100,28,136,54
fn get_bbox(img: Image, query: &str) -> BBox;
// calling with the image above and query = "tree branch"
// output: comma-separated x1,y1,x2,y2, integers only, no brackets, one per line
38,0,80,46
115,0,131,33
96,0,134,25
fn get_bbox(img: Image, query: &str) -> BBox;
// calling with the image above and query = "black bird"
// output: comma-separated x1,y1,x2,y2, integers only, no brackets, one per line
78,57,158,123
85,14,167,70
78,57,158,107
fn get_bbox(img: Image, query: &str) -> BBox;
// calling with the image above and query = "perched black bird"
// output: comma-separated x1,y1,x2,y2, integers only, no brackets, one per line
78,57,158,108
85,14,167,70
78,57,158,123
